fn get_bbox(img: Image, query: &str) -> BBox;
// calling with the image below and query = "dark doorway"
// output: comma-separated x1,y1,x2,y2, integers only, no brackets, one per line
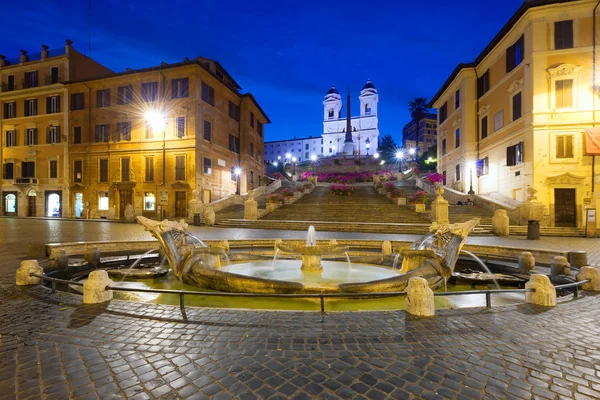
554,188,576,227
28,195,36,216
175,191,187,218
119,190,133,219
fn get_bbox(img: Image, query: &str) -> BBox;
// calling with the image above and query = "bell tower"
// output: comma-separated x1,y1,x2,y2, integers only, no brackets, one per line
323,85,342,124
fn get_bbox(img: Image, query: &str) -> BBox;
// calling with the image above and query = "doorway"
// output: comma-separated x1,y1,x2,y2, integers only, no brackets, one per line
175,191,187,218
119,190,133,219
28,192,36,217
3,192,18,216
554,188,576,227
74,192,83,218
45,191,62,217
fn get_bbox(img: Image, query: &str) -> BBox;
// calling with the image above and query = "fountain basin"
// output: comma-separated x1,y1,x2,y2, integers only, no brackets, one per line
275,242,349,272
107,266,169,279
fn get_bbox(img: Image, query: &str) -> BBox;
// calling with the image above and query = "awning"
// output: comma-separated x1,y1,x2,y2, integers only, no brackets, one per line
585,128,600,155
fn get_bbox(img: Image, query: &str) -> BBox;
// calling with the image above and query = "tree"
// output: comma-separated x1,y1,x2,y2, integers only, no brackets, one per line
408,97,429,155
378,134,397,164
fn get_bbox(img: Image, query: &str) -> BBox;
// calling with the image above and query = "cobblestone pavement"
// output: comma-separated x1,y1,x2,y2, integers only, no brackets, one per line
1,219,600,399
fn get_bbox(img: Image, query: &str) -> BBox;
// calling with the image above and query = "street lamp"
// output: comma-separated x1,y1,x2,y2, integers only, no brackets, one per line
273,162,278,167
467,161,475,195
285,153,291,163
396,151,404,172
234,167,242,195
366,138,370,155
291,157,297,176
408,148,416,161
310,154,317,174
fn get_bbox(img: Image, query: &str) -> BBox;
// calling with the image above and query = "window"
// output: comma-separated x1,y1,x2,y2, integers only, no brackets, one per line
555,80,573,108
250,171,254,185
439,103,448,123
24,71,38,88
250,112,255,128
145,121,154,140
441,138,446,155
250,143,255,158
229,134,240,154
50,67,59,84
365,103,372,114
73,127,82,144
99,159,108,183
25,128,38,145
141,82,158,102
507,142,523,166
481,116,488,139
71,93,84,110
555,20,573,50
203,120,211,141
455,129,460,148
455,164,461,181
116,121,132,141
24,99,37,116
201,82,215,105
121,158,130,182
22,161,35,178
494,110,504,131
479,157,489,176
95,124,109,142
172,78,189,99
7,75,14,91
46,126,60,144
229,101,240,121
506,35,524,73
176,117,185,138
512,92,522,121
257,121,263,137
442,170,447,185
117,85,133,104
203,157,212,174
328,109,334,119
3,102,16,118
455,90,460,109
175,156,185,180
98,192,109,210
144,193,156,211
231,166,237,181
556,135,574,159
145,157,155,181
96,89,110,108
5,130,17,147
3,162,14,179
258,150,262,163
73,160,82,182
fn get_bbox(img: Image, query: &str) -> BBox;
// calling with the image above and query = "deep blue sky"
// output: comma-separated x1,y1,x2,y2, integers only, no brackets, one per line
1,0,524,143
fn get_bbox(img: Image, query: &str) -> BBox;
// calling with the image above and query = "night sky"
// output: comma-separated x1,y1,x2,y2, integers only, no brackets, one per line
1,0,525,143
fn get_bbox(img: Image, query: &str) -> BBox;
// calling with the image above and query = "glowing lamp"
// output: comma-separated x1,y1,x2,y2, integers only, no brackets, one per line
396,151,404,159
311,154,317,161
409,148,416,155
144,110,166,131
234,167,242,176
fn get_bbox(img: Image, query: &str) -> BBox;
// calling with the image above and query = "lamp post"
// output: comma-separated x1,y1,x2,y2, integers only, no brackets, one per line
409,147,416,161
374,153,380,172
467,162,475,195
396,150,404,172
291,157,297,176
366,138,370,156
357,133,361,157
234,167,242,195
310,154,317,174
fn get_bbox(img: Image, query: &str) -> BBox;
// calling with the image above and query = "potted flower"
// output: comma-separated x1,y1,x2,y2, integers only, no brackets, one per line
294,185,304,200
391,188,407,206
266,194,281,211
281,189,295,204
411,190,429,212
375,182,385,195
425,172,444,186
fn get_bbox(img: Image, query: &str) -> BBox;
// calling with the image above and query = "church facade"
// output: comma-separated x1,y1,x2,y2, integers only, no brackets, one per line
264,80,379,163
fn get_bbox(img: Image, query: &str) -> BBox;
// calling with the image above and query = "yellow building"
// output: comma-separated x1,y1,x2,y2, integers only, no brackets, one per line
431,0,600,228
65,57,269,220
0,40,112,217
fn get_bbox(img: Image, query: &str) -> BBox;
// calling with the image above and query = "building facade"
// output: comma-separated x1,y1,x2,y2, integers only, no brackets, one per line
264,80,379,162
401,112,438,156
0,40,112,217
66,58,268,220
431,0,599,228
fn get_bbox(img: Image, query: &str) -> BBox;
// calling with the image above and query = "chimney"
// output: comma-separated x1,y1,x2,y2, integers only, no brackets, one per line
65,39,73,55
0,55,6,68
20,50,28,64
41,44,49,60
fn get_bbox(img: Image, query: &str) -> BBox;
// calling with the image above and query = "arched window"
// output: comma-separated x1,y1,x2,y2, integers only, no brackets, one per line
365,103,372,114
328,109,334,119
353,127,357,131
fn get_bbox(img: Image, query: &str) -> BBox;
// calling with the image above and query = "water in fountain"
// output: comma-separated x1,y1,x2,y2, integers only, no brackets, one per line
272,249,280,269
159,256,167,268
306,226,316,246
461,250,500,289
119,248,159,282
186,232,208,247
345,252,353,271
392,253,401,269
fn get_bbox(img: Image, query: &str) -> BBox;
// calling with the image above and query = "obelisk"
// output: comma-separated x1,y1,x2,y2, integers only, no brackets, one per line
343,89,355,155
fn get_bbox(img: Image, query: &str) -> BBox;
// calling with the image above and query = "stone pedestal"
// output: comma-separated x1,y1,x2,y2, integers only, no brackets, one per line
550,256,570,279
16,260,44,286
124,204,135,223
576,266,600,291
405,277,435,317
492,210,510,236
83,270,114,304
382,241,392,255
394,197,407,206
430,186,449,224
244,191,259,220
518,252,535,274
525,274,556,307
204,207,216,226
568,251,588,268
84,247,101,267
414,204,425,213
49,249,69,270
301,255,323,272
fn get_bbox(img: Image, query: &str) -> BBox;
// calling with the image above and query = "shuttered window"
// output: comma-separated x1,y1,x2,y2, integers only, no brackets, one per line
555,80,573,108
203,120,211,141
99,159,108,183
175,156,185,180
555,20,573,50
556,135,574,159
74,160,82,182
145,157,155,181
512,92,522,121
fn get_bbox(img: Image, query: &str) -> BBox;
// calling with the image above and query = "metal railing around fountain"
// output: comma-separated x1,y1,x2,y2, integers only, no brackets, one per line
29,273,590,321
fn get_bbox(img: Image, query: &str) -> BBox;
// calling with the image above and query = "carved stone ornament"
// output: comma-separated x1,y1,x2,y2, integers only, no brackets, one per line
547,64,582,81
478,105,490,116
452,119,462,128
507,79,524,95
526,186,538,201
545,172,585,185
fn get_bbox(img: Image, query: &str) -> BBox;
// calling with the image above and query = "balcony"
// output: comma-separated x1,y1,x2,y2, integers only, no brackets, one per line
15,177,38,185
0,82,16,92
45,75,61,85
21,79,38,89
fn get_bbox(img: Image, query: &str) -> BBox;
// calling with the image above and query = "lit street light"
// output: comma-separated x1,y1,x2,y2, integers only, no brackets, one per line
291,157,297,176
235,167,242,195
467,161,475,195
310,154,317,174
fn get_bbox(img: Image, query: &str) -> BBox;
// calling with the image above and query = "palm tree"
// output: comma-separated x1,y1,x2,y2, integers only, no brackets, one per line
408,97,429,157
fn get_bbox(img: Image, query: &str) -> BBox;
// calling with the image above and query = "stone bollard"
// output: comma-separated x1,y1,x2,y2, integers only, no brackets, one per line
576,266,600,291
84,247,101,267
83,270,114,304
204,207,215,226
244,197,259,220
405,277,435,317
49,249,69,270
382,241,392,255
492,210,510,236
518,252,535,274
525,274,556,306
550,256,570,279
16,260,44,286
568,251,588,269
274,239,282,251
